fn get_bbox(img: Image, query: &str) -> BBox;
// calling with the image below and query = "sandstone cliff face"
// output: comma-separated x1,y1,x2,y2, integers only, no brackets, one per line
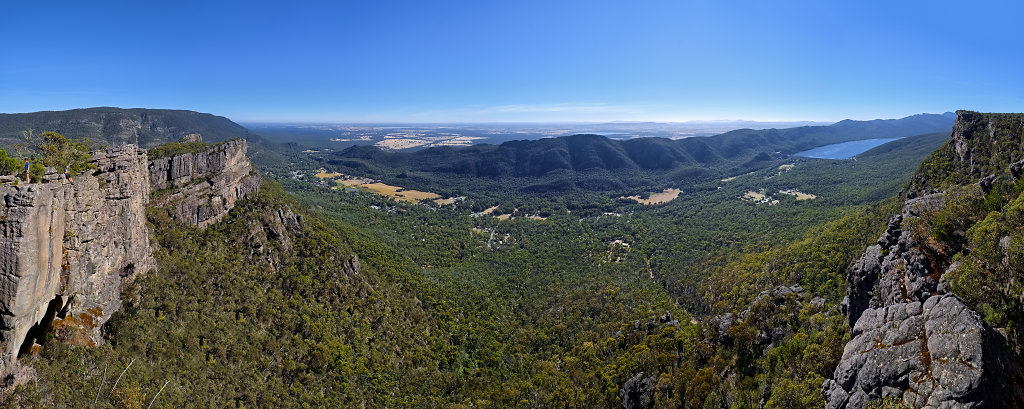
1,140,260,369
1,146,154,365
148,139,260,227
825,112,1024,408
0,182,67,365
62,146,156,346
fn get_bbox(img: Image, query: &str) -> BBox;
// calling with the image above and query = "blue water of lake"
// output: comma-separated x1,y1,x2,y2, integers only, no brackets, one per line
794,137,902,159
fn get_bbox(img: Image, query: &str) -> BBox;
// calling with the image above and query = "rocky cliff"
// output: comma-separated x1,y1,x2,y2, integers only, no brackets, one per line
0,139,260,369
148,138,260,227
824,111,1024,408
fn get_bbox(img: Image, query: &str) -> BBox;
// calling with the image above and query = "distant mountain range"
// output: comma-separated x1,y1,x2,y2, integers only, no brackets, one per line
330,112,956,177
0,108,954,177
0,107,259,148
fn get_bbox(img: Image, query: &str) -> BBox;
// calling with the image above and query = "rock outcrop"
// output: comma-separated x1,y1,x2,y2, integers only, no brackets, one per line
1,145,154,364
1,140,260,370
825,197,1023,408
620,372,656,409
148,138,260,227
842,193,946,329
825,111,1024,408
824,295,1019,408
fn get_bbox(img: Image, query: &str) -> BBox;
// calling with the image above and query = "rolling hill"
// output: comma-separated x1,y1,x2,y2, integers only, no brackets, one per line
328,113,955,179
0,107,260,148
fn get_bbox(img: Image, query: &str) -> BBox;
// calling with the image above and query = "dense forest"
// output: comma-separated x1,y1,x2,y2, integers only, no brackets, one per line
7,110,1022,408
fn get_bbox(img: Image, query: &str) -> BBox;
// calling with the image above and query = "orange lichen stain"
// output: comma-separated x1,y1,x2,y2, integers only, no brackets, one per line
51,307,103,347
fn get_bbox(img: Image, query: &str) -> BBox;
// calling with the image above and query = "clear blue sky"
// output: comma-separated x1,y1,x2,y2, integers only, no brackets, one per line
2,1,1022,123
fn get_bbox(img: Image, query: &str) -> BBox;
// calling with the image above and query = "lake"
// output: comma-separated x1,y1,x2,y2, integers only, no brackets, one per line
794,137,902,159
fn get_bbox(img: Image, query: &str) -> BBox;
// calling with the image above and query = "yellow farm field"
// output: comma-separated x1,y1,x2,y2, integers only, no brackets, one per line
778,189,817,200
352,182,440,203
328,176,442,203
624,188,682,205
315,171,343,179
743,190,767,201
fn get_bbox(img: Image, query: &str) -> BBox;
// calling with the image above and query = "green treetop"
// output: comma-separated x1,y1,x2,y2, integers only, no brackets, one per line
35,131,95,175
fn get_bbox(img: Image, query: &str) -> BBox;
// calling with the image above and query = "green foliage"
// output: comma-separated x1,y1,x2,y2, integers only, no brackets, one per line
764,376,826,409
926,185,985,243
865,396,910,409
947,190,1024,351
29,162,45,183
22,182,454,407
0,149,20,175
147,140,214,160
33,131,95,175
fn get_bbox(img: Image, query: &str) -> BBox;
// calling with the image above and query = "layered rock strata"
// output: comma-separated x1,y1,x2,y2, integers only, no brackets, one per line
148,138,260,227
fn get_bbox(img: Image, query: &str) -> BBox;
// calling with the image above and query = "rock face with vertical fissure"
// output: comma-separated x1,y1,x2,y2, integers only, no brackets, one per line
1,139,260,370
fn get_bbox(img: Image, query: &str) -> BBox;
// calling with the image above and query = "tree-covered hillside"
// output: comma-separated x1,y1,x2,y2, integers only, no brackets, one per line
0,107,259,148
326,113,953,180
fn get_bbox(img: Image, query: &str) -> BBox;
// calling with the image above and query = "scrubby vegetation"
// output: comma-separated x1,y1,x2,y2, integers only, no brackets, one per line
146,140,216,160
0,131,95,180
0,149,20,175
34,131,95,175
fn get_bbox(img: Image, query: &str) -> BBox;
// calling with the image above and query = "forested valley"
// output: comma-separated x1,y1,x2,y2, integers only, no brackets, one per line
5,110,1023,408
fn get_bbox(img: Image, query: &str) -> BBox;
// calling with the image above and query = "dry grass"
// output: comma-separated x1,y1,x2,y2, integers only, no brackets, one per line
375,139,431,150
334,181,441,203
434,197,457,205
778,189,817,200
624,188,682,205
314,171,343,179
743,190,767,201
393,189,441,202
361,182,403,196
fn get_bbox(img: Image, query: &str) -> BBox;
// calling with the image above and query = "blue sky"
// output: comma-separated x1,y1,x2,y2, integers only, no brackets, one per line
2,1,1022,122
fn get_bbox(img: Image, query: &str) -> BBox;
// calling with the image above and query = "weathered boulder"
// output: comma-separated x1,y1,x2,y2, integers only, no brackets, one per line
823,294,1022,408
0,183,67,363
61,145,156,347
178,133,202,143
827,112,1024,408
